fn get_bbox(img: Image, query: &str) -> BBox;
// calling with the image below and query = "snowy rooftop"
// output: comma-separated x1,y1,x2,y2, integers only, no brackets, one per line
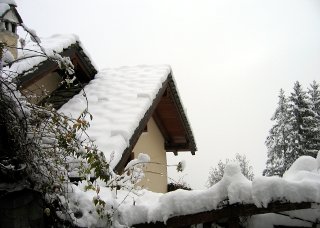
0,3,10,17
59,65,172,169
0,0,20,21
0,0,16,6
8,34,95,79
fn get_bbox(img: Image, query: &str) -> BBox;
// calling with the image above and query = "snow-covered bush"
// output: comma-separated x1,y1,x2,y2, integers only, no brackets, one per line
207,153,254,187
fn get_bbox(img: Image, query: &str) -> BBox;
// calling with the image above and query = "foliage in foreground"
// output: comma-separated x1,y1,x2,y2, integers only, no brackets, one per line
0,27,147,227
0,25,186,227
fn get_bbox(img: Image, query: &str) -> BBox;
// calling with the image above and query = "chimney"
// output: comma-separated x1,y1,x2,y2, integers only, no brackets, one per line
0,0,23,59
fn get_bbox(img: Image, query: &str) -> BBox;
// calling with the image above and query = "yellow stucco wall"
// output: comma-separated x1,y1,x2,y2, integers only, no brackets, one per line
133,117,168,193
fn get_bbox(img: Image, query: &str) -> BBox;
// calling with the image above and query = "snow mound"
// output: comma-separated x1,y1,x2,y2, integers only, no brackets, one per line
119,163,252,225
118,155,320,226
283,156,317,180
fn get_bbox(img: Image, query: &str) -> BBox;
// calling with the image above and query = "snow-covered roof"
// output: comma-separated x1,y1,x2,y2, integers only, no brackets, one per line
59,65,172,169
10,34,195,170
7,34,97,88
0,3,10,17
9,34,81,78
0,0,21,23
0,0,16,6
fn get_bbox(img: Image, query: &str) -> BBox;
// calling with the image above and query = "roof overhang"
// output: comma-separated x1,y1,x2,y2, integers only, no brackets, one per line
115,72,197,173
14,43,97,109
17,42,97,89
153,75,196,155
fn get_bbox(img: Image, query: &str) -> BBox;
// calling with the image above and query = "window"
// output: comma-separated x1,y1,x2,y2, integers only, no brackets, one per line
11,23,16,33
3,22,16,33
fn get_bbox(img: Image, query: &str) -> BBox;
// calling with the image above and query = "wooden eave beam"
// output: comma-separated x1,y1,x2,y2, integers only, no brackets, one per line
165,143,190,151
133,201,313,228
72,43,97,81
166,75,197,154
153,77,197,156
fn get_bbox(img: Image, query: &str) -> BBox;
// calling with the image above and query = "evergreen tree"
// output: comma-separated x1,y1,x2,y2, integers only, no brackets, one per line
287,81,315,167
264,89,290,176
265,81,320,176
308,81,320,117
307,81,320,154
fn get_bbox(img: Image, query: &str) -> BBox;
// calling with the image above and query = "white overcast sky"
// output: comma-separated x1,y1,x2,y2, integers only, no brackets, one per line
16,0,320,189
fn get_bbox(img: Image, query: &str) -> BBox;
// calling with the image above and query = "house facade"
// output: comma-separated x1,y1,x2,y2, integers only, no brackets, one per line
133,117,168,193
4,3,196,194
0,2,197,226
58,65,197,193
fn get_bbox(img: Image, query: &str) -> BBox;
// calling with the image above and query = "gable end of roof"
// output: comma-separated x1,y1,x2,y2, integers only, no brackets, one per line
166,74,197,154
16,42,97,88
114,72,197,173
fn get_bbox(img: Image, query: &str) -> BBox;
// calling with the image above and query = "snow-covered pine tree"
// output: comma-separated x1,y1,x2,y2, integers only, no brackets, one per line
264,89,290,176
306,81,320,155
287,81,315,168
308,81,320,116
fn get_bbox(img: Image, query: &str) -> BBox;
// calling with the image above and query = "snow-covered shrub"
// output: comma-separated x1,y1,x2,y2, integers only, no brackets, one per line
207,153,254,187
